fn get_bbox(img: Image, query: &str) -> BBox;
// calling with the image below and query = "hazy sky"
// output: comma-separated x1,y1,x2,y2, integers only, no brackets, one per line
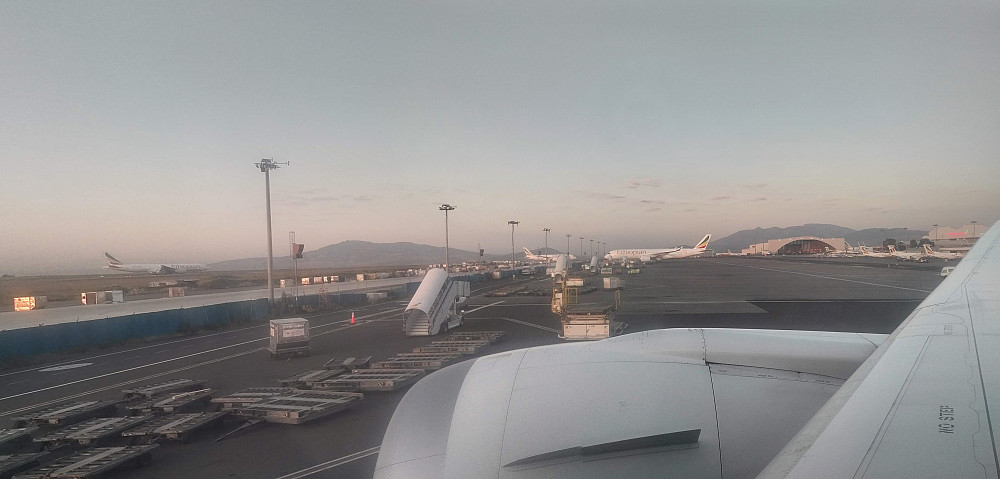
2,1,999,274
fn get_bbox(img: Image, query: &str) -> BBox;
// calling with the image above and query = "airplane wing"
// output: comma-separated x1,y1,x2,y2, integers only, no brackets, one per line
761,222,1000,478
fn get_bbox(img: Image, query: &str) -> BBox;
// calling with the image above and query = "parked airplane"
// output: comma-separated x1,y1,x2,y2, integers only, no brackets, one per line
375,223,998,479
886,245,926,262
858,244,892,258
922,244,965,261
604,234,711,262
523,247,576,262
104,252,208,274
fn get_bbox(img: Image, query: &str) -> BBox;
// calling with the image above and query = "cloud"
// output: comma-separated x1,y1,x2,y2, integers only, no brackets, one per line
640,199,666,205
583,192,627,200
748,197,767,202
684,208,697,213
710,196,731,201
625,178,661,189
282,192,373,206
741,183,767,189
645,207,662,212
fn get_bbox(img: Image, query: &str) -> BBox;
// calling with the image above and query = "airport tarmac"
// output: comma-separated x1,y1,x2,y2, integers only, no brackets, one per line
0,258,945,479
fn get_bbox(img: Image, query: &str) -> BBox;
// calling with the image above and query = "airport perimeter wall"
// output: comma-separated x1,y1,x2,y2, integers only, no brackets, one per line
0,275,498,360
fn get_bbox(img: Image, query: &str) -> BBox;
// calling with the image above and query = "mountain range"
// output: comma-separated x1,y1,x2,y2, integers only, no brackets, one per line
209,224,930,270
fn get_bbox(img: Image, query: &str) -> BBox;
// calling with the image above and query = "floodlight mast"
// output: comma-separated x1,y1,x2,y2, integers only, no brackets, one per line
508,221,519,279
440,204,456,269
254,158,288,308
543,228,551,252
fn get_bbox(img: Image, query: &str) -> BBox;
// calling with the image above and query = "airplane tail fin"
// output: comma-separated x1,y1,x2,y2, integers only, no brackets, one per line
923,244,933,254
695,234,711,249
105,252,123,265
523,247,535,257
888,245,897,253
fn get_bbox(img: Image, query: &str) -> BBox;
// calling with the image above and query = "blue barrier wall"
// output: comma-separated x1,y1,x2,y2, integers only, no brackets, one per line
0,299,270,361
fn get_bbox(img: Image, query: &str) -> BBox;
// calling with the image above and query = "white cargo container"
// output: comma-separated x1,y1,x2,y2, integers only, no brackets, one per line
104,290,125,303
81,292,99,305
168,287,188,297
357,274,366,281
14,296,48,311
301,278,311,285
267,318,311,358
566,277,584,287
603,277,621,290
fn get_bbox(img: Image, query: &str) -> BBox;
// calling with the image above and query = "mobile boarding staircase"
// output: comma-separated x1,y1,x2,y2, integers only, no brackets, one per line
403,268,470,336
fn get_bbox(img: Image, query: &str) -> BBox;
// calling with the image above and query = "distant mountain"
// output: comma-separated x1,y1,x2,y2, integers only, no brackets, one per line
711,224,929,253
209,241,563,271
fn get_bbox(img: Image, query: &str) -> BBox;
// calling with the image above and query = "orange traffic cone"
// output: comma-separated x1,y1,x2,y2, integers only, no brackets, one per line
351,311,355,324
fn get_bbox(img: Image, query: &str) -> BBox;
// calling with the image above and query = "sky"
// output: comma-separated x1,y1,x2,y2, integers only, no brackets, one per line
2,1,999,275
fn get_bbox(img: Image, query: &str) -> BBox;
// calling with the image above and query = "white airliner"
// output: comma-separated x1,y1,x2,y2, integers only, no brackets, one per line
104,252,208,274
922,244,965,261
858,244,892,258
523,247,577,262
605,234,711,262
886,244,926,261
376,223,1000,478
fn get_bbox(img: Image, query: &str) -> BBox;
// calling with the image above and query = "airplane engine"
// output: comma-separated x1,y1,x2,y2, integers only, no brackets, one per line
374,328,885,479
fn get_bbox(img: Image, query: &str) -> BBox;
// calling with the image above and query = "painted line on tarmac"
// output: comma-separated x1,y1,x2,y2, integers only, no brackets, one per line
274,446,380,479
714,261,934,293
0,320,374,408
498,317,560,333
464,301,505,314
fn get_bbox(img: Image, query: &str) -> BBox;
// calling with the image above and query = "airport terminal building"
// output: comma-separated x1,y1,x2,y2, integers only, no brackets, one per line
742,237,847,256
925,223,988,254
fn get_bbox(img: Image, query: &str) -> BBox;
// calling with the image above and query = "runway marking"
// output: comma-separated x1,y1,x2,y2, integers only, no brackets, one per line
497,317,560,333
38,363,92,372
713,261,934,293
464,301,505,313
274,446,380,479
0,319,375,408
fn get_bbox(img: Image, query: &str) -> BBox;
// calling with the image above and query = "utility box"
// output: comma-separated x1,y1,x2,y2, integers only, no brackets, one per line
603,277,621,290
14,296,48,311
268,318,311,358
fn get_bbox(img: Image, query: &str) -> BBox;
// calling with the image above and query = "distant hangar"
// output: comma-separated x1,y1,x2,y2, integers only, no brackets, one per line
742,237,847,255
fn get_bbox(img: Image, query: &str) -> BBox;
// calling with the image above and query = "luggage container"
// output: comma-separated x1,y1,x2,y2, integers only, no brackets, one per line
603,277,621,290
267,318,310,358
566,277,584,287
81,292,100,305
356,274,366,281
13,296,47,311
167,287,187,297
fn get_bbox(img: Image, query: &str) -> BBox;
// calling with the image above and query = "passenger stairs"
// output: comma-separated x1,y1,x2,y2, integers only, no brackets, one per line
404,269,470,336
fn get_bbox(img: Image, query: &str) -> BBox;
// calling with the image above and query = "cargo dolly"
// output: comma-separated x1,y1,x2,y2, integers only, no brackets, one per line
0,428,37,454
33,416,149,448
121,412,227,443
226,390,363,425
370,356,458,371
211,388,298,409
278,370,345,389
440,331,505,343
124,388,214,415
0,452,47,479
412,341,489,355
13,402,117,427
312,369,424,392
393,352,464,360
122,379,206,401
13,445,157,479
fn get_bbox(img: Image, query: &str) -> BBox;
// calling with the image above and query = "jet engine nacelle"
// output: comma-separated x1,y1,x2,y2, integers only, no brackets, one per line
374,328,885,479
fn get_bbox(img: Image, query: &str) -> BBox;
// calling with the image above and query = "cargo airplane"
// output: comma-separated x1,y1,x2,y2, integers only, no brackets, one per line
376,222,1000,479
523,247,577,262
104,252,208,274
604,234,711,262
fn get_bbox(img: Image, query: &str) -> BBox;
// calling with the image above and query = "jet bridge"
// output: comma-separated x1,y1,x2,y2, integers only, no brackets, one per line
403,268,470,336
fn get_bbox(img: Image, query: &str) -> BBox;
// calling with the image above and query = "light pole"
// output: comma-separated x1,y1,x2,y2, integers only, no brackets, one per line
509,221,520,278
255,158,287,307
440,204,456,269
579,237,584,257
543,228,551,253
972,220,979,237
566,234,571,255
590,239,594,257
933,224,939,245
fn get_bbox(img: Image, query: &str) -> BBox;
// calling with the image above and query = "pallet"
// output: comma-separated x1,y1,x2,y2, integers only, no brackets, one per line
227,390,363,425
122,379,206,400
34,416,149,448
14,446,157,479
121,412,227,442
124,389,214,415
312,369,424,392
441,331,505,343
13,401,117,427
411,343,485,355
211,388,298,409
